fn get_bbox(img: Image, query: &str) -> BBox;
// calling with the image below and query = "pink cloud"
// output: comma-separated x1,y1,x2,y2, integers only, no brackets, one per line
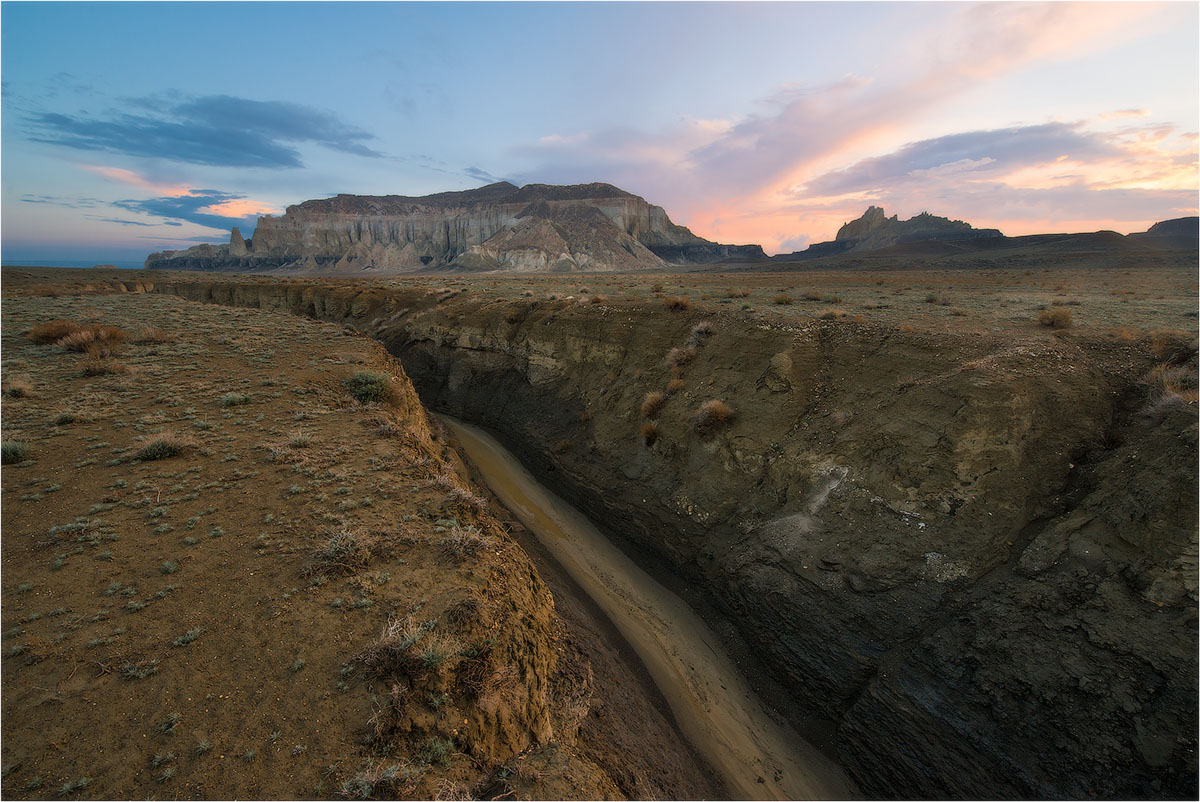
513,2,1187,253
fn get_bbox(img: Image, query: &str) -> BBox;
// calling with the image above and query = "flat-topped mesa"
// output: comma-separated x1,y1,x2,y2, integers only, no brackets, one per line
144,181,765,273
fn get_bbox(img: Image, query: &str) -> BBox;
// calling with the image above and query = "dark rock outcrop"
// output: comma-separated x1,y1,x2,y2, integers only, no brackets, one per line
777,206,1003,260
144,182,761,273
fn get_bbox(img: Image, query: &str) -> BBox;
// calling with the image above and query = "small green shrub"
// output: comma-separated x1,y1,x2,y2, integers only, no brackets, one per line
134,434,193,461
342,372,394,404
2,441,30,465
219,393,251,407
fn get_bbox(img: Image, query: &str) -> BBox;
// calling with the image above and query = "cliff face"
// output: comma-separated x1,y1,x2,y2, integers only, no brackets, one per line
145,182,764,273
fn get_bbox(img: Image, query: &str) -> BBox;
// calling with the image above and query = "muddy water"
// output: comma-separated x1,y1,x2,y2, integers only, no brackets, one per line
443,417,857,801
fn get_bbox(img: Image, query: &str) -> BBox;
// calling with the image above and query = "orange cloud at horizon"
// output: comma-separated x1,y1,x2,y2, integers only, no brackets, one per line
196,197,281,219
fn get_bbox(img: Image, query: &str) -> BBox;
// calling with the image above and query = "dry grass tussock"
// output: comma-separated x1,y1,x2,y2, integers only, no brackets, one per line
1038,307,1073,329
663,296,691,311
3,375,34,398
640,391,666,418
1144,363,1199,408
54,324,129,354
692,399,735,437
640,421,659,446
313,528,379,572
132,432,195,461
666,377,686,394
666,346,696,368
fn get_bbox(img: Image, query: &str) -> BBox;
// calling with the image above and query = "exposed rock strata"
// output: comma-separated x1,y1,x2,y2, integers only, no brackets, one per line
145,182,764,273
154,278,1199,800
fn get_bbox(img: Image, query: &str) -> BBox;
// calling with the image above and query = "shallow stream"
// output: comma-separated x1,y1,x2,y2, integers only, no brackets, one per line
443,417,857,801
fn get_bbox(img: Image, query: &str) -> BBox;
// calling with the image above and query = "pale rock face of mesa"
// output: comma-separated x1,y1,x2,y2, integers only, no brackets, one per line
144,181,766,273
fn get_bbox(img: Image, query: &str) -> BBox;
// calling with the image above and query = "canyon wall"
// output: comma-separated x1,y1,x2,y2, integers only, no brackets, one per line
154,278,1199,799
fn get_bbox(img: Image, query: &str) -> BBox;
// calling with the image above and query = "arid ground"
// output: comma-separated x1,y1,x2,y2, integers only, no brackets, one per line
2,263,1196,800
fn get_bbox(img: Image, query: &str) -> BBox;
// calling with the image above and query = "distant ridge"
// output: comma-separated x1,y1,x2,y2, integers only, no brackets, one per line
777,206,1003,260
145,182,764,274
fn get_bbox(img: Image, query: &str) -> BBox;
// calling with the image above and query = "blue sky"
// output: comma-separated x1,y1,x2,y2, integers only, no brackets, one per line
2,1,1196,265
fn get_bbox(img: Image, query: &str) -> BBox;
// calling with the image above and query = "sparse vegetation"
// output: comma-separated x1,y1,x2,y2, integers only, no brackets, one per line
134,433,194,461
1038,307,1073,328
2,441,30,465
663,296,690,311
640,391,667,418
692,399,735,438
774,294,794,305
666,346,696,368
343,371,395,404
640,421,659,447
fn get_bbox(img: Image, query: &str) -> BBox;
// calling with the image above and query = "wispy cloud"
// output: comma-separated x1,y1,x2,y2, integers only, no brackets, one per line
511,2,1184,250
26,94,383,168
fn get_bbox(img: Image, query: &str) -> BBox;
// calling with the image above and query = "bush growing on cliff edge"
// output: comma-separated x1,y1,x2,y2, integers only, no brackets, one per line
343,371,395,404
692,400,735,438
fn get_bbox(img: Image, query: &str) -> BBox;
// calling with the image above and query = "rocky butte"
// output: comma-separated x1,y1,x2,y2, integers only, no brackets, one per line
781,205,1004,259
144,182,765,274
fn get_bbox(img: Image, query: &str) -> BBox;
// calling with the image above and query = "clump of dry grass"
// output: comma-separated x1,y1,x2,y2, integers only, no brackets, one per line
1144,363,1199,408
663,296,691,311
640,391,667,418
803,290,822,301
135,326,176,344
28,319,81,344
773,294,794,305
726,288,750,298
82,358,129,377
692,399,735,438
1038,307,1073,328
56,325,129,356
3,375,34,398
133,432,195,461
818,308,847,320
665,377,686,394
311,528,378,574
439,525,491,558
1149,330,1197,363
640,421,659,447
666,346,696,368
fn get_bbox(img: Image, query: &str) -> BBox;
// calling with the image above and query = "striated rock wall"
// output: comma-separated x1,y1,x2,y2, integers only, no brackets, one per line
153,277,1199,800
145,182,761,273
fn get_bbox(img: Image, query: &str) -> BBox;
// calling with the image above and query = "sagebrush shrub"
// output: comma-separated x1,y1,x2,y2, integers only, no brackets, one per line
343,371,395,404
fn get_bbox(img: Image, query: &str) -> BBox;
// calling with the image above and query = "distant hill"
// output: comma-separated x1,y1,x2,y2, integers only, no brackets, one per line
768,209,1197,267
144,182,765,274
776,206,1003,260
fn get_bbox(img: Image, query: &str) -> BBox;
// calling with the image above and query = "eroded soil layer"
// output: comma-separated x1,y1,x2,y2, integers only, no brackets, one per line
0,290,711,800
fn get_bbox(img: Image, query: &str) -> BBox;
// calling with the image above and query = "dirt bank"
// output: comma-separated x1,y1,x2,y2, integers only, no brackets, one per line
0,290,711,800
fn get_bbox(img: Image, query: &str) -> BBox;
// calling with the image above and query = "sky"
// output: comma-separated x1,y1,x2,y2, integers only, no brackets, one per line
2,0,1197,266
